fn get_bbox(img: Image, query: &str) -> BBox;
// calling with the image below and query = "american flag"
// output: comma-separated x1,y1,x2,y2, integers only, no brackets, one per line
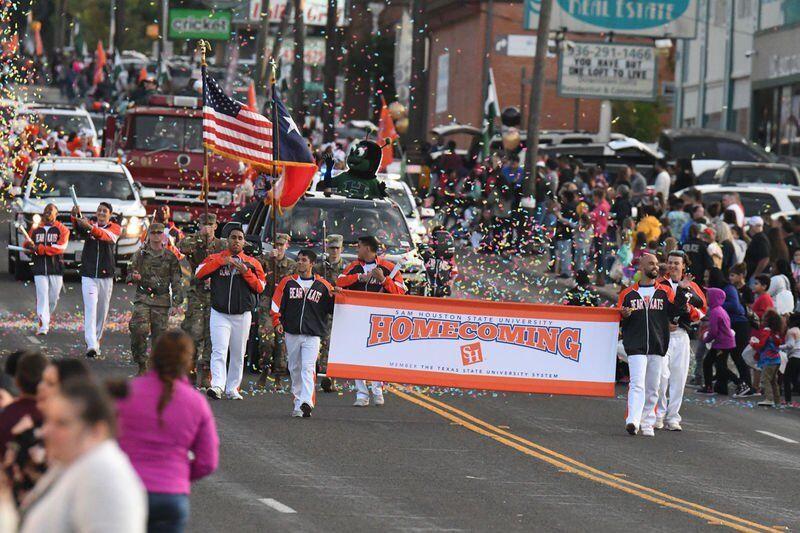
202,68,273,167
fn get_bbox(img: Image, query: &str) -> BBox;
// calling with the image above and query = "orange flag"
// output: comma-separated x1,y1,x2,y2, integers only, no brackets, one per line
32,21,44,56
138,67,148,83
93,41,107,85
378,96,399,171
247,81,257,110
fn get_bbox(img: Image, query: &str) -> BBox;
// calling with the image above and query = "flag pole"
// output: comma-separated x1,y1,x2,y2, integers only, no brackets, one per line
269,58,280,293
199,40,211,215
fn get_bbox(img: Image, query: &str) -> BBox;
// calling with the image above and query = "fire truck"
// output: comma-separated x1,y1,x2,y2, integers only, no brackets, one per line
103,94,245,224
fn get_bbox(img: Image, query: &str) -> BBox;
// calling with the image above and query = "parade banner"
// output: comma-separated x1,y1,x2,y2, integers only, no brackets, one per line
327,291,620,397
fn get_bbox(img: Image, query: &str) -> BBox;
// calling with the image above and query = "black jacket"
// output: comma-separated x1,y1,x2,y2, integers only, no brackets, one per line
618,281,687,357
195,250,266,315
73,218,121,279
27,222,70,276
272,275,335,337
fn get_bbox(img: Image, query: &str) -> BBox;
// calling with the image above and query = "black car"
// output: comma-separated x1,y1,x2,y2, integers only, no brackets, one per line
658,128,776,164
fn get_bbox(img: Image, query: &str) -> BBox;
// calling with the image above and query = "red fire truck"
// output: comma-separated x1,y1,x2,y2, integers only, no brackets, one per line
103,94,246,224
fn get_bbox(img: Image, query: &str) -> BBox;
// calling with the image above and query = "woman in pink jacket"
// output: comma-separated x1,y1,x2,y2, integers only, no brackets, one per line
117,330,219,533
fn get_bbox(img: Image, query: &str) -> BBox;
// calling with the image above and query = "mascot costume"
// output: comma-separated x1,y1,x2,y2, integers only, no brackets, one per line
323,138,391,199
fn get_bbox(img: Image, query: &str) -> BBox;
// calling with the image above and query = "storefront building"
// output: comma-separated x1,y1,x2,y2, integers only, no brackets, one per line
751,0,800,156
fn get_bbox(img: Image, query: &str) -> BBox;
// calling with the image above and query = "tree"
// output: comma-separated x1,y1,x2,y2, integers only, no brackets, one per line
611,100,668,142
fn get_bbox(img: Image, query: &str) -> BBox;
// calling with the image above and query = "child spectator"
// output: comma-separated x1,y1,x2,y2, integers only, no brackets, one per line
750,309,784,407
563,270,600,307
752,275,775,320
698,288,736,395
729,263,755,308
590,188,610,286
666,196,690,243
779,314,800,406
573,213,594,275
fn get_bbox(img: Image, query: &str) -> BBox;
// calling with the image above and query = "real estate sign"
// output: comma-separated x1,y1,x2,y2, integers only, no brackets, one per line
524,0,698,39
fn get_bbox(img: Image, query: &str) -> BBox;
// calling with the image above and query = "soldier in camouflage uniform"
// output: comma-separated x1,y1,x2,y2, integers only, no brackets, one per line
256,233,295,385
128,223,183,375
179,214,226,387
313,234,346,392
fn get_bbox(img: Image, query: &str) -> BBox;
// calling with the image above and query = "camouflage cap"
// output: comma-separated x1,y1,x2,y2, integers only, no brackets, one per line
148,222,165,233
275,233,290,245
198,213,217,225
326,234,343,247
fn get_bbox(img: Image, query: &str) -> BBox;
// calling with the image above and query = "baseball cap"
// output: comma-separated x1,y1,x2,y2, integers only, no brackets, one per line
747,216,764,227
326,234,343,248
274,233,290,245
148,222,165,233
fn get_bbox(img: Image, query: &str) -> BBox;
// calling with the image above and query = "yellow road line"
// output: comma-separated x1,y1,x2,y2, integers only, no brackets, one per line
389,386,782,533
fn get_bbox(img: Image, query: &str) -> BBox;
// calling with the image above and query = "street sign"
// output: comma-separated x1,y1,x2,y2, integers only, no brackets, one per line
168,9,232,40
557,42,657,101
494,34,555,58
524,0,698,39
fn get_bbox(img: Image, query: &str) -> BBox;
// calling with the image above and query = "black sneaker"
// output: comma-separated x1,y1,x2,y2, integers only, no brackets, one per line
732,384,753,398
300,402,313,418
625,423,637,435
86,349,97,359
320,377,334,393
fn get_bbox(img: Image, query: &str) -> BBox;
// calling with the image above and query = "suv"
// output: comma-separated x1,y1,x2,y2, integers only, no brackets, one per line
8,157,148,279
697,162,800,186
245,191,426,293
676,183,800,219
18,103,99,146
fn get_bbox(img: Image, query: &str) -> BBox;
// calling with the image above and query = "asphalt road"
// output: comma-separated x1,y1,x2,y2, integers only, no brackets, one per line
0,216,798,532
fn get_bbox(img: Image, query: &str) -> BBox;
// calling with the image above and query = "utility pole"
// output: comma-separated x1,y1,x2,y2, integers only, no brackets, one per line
407,0,428,163
321,0,340,143
481,0,494,109
522,0,553,198
108,0,116,54
291,0,306,121
271,1,293,64
255,0,271,91
721,0,736,131
57,0,68,51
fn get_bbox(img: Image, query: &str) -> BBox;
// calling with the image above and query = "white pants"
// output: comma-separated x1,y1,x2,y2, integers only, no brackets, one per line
626,354,664,430
81,277,114,351
285,333,320,409
657,329,691,424
209,309,251,395
34,275,63,332
355,380,384,401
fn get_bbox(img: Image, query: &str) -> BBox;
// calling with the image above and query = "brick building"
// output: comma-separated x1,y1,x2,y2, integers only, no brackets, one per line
422,1,601,134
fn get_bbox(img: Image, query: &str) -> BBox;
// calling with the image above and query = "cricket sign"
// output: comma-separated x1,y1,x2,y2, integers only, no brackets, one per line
168,9,231,41
327,291,620,397
558,42,657,101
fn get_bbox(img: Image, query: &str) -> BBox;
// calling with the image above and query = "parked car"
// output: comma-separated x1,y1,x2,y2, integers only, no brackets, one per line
245,191,426,293
8,157,150,279
659,128,777,177
379,173,426,241
697,162,800,186
676,183,800,219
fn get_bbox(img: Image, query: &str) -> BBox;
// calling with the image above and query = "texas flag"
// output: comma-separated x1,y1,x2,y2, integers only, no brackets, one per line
270,94,317,209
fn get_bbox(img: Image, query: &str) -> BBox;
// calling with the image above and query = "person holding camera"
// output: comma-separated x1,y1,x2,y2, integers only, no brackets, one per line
337,235,407,407
195,224,266,400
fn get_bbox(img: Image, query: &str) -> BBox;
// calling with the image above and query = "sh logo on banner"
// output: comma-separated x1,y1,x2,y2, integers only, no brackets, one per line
460,342,484,366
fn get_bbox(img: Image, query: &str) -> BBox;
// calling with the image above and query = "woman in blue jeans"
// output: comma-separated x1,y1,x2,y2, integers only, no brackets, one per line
117,331,220,532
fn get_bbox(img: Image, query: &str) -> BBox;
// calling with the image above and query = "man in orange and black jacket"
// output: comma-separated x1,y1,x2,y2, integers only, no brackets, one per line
337,235,406,406
618,253,690,438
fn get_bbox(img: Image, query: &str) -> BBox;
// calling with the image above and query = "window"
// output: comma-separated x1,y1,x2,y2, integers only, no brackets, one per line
132,115,203,152
737,0,752,19
268,202,413,252
737,193,781,216
668,137,771,162
725,167,798,185
29,171,134,201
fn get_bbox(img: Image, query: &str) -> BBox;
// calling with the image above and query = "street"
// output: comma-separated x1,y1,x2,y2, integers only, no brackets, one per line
1,217,798,533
